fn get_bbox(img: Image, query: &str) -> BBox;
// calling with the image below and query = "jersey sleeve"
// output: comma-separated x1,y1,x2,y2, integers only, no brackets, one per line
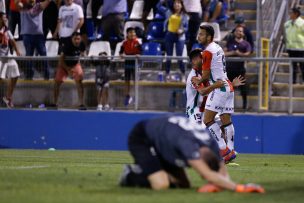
177,135,201,161
201,50,212,71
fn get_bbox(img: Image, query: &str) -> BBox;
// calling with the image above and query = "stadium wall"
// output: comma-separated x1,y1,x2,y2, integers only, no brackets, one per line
0,110,303,154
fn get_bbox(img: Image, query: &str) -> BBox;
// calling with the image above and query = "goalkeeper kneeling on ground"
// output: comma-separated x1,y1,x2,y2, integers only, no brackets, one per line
119,116,265,193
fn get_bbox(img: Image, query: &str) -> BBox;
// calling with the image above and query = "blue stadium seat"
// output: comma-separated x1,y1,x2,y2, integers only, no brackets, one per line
142,42,162,55
141,42,162,69
146,22,165,41
191,43,205,51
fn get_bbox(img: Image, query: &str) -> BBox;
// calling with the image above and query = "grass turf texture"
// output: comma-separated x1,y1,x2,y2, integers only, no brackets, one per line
0,150,303,203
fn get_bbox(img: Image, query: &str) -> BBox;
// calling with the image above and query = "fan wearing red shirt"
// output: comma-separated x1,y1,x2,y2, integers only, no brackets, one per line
119,27,141,106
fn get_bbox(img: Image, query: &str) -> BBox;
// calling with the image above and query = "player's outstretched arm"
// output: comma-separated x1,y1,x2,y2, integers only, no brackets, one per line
232,75,246,87
189,159,265,193
188,159,236,190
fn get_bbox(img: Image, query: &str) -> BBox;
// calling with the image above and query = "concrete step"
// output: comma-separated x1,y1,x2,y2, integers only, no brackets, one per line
272,83,304,97
235,1,257,10
227,19,256,31
276,62,290,73
235,10,256,20
273,72,291,83
269,96,304,113
246,62,259,73
235,95,304,113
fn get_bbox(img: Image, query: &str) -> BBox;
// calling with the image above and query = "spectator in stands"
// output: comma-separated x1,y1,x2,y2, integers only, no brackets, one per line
119,27,141,106
95,52,111,111
284,7,304,84
85,0,102,42
163,0,188,82
18,0,51,80
53,32,86,110
201,0,228,24
54,0,84,54
101,0,126,50
183,0,202,54
142,0,159,31
8,0,21,39
224,25,252,111
43,0,60,39
0,12,21,108
233,16,254,52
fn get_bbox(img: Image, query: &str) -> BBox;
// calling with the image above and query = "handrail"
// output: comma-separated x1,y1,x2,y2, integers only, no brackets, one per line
269,0,287,42
2,55,304,62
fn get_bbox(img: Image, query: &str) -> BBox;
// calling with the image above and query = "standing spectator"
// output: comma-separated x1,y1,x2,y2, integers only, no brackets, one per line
201,0,228,24
54,0,84,54
101,0,126,50
119,27,141,106
284,7,304,84
85,0,102,41
95,52,111,111
0,12,21,108
163,0,188,82
182,0,202,54
233,16,254,53
9,0,22,39
18,0,51,80
224,25,252,110
141,0,159,31
53,32,86,110
43,0,60,38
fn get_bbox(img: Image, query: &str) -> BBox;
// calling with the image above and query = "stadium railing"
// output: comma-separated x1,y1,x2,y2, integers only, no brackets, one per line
0,55,303,114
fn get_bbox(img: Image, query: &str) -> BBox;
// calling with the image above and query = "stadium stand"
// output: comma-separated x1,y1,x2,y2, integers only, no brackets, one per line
88,41,111,57
146,21,166,41
129,0,154,20
45,40,59,56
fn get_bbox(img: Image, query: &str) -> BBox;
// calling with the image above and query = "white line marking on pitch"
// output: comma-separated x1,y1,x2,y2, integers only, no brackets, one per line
0,165,49,170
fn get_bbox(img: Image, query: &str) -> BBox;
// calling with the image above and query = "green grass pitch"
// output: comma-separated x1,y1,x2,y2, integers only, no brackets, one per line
0,150,304,203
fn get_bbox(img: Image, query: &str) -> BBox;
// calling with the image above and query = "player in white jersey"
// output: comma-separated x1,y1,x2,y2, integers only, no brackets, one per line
186,49,222,125
186,49,244,133
191,25,237,163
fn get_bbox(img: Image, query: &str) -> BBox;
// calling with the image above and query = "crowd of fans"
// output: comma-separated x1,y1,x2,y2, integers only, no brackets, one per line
0,0,257,110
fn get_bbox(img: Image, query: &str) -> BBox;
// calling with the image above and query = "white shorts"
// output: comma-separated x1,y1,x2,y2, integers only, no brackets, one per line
205,89,234,114
0,59,20,79
186,106,202,124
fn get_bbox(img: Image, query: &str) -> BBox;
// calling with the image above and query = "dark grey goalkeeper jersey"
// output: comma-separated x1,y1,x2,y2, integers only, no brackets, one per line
144,116,221,167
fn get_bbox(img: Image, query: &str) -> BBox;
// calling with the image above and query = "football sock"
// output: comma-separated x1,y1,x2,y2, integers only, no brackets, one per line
207,122,227,150
223,123,235,150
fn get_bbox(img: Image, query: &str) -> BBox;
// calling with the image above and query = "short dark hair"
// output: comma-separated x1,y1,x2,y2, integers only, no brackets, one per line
126,27,136,33
199,25,215,41
291,7,301,17
189,48,202,61
98,52,107,56
71,32,81,37
200,147,220,172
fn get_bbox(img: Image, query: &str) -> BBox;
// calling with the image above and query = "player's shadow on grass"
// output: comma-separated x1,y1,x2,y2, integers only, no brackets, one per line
260,180,304,194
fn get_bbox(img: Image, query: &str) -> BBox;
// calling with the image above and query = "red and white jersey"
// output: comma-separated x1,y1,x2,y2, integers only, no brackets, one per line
201,42,234,92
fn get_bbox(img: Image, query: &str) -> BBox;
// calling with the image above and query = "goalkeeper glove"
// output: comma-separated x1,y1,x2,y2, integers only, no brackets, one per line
235,183,265,193
197,183,222,193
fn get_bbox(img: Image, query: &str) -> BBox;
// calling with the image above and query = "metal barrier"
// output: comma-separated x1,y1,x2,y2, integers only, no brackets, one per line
0,55,303,114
